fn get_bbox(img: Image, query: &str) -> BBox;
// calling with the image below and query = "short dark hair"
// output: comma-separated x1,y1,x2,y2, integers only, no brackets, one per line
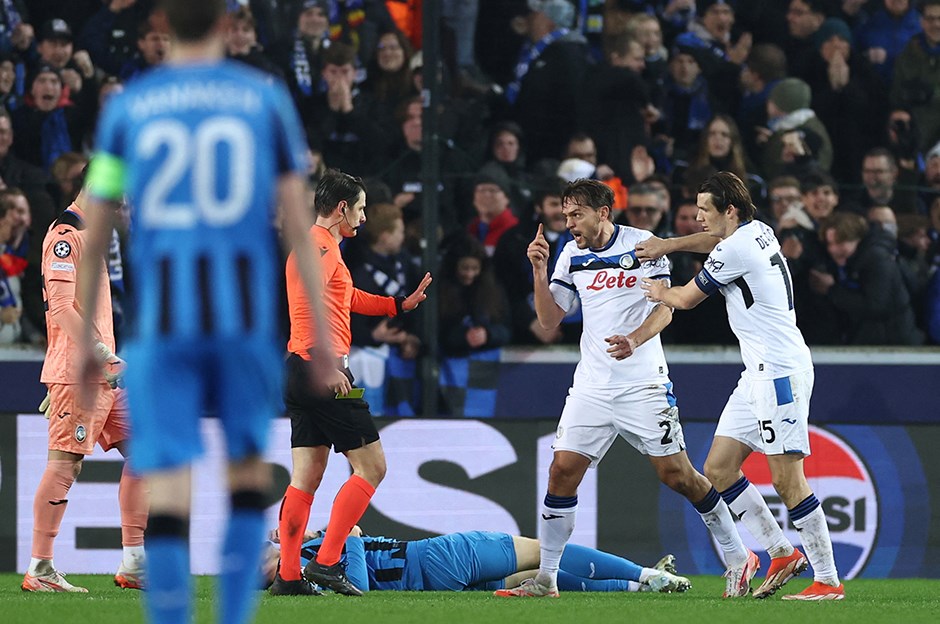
160,0,224,42
0,187,26,213
863,147,897,168
746,43,787,82
799,0,829,15
363,203,402,244
533,177,566,207
314,169,366,217
819,212,868,244
563,179,613,212
322,41,357,68
920,0,940,16
697,172,757,221
800,170,838,194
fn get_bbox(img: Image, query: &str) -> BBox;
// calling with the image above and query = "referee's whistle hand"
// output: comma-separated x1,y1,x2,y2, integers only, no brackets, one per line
402,272,433,311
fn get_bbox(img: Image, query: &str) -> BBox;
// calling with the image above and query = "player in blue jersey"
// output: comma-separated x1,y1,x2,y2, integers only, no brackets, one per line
261,525,691,594
78,2,330,623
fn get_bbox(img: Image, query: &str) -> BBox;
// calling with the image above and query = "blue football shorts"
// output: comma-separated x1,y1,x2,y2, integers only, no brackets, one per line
123,336,283,472
418,531,516,591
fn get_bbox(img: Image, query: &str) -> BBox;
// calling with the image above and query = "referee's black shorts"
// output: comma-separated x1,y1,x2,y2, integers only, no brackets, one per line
284,353,380,453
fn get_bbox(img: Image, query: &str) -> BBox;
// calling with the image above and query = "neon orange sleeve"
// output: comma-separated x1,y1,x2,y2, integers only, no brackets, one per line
350,288,397,317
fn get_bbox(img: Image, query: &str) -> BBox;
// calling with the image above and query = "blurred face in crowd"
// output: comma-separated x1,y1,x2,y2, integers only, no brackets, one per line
456,256,481,286
669,52,700,88
887,109,913,145
0,60,14,95
0,116,12,157
7,193,30,236
611,40,646,73
537,193,566,233
824,228,860,266
706,118,733,159
227,17,256,55
376,217,405,255
473,183,509,222
139,29,170,65
298,6,329,39
787,0,824,39
377,32,406,73
820,34,851,63
401,101,422,150
566,137,598,165
867,206,897,236
702,3,735,42
862,154,898,202
625,192,665,232
99,78,123,107
32,72,63,112
930,196,940,230
673,202,703,236
922,3,940,46
924,157,940,191
492,130,520,164
0,208,12,243
38,37,72,70
769,184,802,220
802,185,838,221
885,0,910,18
634,17,662,56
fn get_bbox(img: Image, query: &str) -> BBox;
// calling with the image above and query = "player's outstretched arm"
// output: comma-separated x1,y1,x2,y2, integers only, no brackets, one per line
400,272,433,311
641,277,708,310
635,232,720,260
529,224,566,329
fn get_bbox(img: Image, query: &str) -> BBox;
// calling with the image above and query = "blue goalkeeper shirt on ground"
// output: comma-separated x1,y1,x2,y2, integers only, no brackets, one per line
298,531,518,592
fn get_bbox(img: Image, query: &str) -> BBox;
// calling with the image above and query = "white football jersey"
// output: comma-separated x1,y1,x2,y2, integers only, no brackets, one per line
549,225,671,387
695,220,813,378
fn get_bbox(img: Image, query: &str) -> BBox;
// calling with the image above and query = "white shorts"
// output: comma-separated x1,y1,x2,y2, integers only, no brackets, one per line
714,370,814,456
553,382,686,465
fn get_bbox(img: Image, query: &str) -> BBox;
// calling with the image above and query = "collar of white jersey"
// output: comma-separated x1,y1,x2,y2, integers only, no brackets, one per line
589,224,620,252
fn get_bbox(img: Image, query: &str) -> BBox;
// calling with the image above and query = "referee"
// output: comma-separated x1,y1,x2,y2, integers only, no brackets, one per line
272,169,432,596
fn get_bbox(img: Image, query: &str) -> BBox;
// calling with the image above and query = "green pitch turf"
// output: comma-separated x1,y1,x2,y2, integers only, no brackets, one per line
3,575,939,624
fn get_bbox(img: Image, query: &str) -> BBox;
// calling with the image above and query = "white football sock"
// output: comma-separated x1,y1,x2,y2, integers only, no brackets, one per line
697,493,748,567
792,505,839,585
728,482,794,558
538,496,577,585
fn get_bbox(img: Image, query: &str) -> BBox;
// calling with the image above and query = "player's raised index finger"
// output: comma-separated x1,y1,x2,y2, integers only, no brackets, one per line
536,223,544,239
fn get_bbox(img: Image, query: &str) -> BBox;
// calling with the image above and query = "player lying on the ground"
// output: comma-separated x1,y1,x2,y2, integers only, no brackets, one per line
261,526,690,594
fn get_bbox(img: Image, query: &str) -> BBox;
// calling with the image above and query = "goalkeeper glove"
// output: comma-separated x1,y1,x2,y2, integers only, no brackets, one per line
38,392,51,419
94,341,126,389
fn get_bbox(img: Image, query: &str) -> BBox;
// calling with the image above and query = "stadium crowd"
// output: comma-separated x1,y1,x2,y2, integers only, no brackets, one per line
1,0,939,363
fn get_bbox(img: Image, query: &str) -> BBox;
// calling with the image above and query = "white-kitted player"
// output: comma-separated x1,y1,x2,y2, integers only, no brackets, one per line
495,178,755,600
638,171,844,601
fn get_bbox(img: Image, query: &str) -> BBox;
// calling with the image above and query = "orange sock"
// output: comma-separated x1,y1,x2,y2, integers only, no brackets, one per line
316,475,375,566
278,486,314,580
119,463,148,547
32,459,78,560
